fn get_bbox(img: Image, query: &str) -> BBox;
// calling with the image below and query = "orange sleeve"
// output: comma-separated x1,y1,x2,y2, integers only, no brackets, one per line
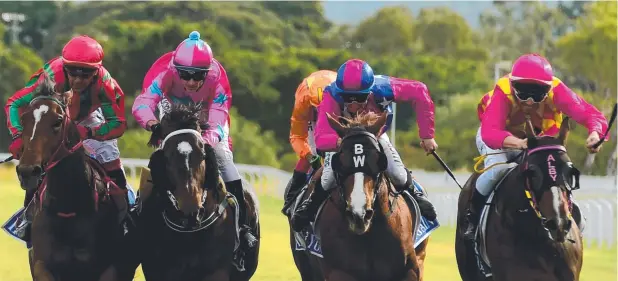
290,79,312,160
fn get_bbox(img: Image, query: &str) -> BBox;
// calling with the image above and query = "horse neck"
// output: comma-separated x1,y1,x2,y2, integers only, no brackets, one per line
44,149,94,212
496,168,546,237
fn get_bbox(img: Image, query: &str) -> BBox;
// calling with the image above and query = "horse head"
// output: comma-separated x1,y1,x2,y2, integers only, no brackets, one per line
326,111,388,235
521,116,580,242
147,102,220,229
16,77,79,191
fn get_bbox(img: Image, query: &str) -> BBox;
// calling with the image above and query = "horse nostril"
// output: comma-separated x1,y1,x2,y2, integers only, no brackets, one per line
32,165,42,176
545,219,558,230
364,209,374,221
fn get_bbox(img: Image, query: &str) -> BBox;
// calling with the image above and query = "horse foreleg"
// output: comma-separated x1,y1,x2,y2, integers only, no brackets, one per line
398,266,420,281
98,266,117,281
201,269,229,281
28,248,35,280
32,260,54,281
415,238,429,281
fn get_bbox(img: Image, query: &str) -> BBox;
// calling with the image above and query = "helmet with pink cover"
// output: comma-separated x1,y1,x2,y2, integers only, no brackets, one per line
172,31,213,71
509,54,554,103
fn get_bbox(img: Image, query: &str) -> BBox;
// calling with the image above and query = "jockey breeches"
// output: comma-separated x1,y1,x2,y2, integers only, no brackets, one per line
79,109,122,171
475,127,520,196
321,134,407,191
213,138,241,182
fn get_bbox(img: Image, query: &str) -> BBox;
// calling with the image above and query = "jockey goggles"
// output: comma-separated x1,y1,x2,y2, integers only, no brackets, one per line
512,81,551,103
340,92,370,104
64,66,97,79
177,68,208,81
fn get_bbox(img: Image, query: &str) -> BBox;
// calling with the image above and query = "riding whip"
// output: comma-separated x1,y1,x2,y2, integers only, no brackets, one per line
592,103,617,149
0,156,14,164
431,150,463,189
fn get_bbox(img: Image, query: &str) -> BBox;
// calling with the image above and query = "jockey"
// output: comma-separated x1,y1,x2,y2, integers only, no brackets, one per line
132,31,257,248
4,35,129,241
281,70,337,216
464,53,609,240
291,59,439,231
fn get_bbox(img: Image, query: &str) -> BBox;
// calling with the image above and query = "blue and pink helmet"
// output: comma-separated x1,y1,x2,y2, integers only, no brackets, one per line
334,59,375,97
172,31,213,72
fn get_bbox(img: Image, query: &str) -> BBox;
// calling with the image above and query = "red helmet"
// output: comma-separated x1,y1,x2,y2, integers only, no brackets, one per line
509,54,554,103
61,35,104,68
510,53,553,85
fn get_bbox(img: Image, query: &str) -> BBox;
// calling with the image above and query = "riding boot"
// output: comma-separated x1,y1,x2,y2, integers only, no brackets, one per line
281,170,308,216
463,189,487,241
16,189,37,243
226,179,258,249
399,171,437,221
291,180,328,232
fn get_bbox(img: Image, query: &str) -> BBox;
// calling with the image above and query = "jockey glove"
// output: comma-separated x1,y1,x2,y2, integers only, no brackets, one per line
76,125,92,140
150,123,162,139
8,137,23,160
309,155,322,170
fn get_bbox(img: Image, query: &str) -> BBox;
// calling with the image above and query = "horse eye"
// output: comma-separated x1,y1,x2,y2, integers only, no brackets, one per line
52,119,62,132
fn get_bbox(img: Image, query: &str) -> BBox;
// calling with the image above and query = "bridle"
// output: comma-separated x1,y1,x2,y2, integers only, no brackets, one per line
332,130,388,212
157,128,233,233
24,95,119,218
520,144,578,229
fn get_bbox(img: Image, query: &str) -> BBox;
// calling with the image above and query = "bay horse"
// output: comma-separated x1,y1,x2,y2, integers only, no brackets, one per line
132,102,259,281
289,111,427,281
455,117,583,281
15,78,128,281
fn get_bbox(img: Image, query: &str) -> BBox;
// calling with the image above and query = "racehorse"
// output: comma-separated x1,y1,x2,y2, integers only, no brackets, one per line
455,117,583,281
289,111,427,281
134,102,259,281
15,78,128,281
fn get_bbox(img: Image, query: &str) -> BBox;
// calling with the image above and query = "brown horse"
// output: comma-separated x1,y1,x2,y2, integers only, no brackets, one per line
15,78,128,281
289,111,427,281
127,103,259,281
455,117,583,281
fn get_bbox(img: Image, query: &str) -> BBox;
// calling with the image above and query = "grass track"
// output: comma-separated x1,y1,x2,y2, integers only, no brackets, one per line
0,166,615,280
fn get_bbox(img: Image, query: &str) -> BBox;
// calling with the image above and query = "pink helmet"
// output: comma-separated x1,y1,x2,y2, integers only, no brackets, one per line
509,53,553,85
172,31,213,71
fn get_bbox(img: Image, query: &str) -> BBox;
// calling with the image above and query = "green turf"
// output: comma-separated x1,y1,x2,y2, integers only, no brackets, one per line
0,168,614,280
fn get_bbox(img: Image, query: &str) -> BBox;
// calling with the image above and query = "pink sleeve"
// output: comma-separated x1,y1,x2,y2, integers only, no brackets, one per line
553,82,609,139
390,78,435,139
480,87,513,149
202,72,232,147
132,70,169,129
315,89,342,152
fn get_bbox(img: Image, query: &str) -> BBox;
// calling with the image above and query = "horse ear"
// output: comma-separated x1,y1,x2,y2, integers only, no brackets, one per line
147,127,163,148
148,150,168,189
367,112,388,136
327,112,347,137
557,117,570,145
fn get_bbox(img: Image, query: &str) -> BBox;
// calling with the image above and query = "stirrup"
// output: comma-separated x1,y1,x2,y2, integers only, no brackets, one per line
240,225,258,248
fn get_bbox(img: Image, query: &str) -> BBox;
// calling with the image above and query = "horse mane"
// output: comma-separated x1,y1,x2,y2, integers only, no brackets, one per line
147,102,210,147
338,111,381,129
33,76,58,98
